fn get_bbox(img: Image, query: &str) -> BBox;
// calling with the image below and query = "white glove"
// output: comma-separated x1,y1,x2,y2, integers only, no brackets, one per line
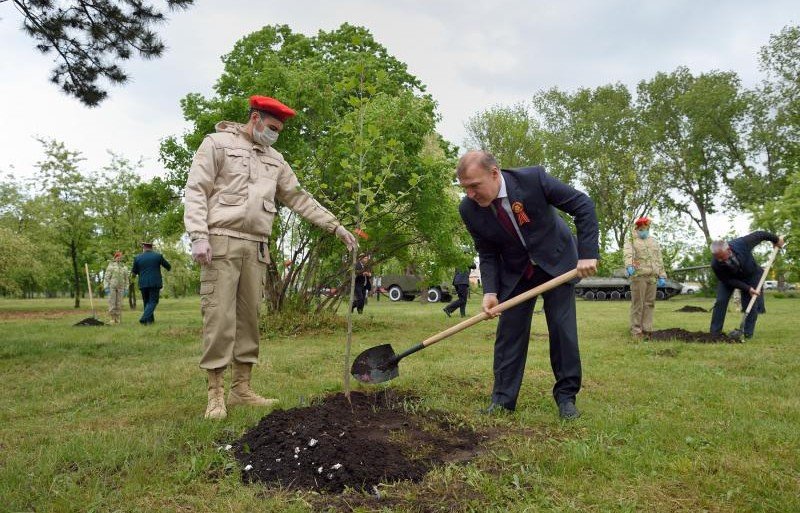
334,225,358,252
191,239,212,265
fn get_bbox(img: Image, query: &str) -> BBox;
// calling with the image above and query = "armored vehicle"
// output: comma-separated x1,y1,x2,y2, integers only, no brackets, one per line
574,269,682,300
380,274,453,303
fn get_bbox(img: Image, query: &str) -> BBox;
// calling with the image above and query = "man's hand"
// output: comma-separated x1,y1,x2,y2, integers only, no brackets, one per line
577,259,598,278
776,235,785,248
482,293,499,317
191,239,212,266
335,225,358,252
749,287,760,297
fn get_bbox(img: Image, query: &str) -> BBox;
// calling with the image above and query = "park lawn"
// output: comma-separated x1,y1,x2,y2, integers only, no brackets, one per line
0,293,798,512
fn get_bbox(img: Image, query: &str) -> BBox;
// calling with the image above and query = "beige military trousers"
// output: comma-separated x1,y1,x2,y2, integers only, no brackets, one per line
630,276,657,335
107,288,125,319
199,235,268,370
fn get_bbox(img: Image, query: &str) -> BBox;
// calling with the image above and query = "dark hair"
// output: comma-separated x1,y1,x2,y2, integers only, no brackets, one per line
248,108,282,122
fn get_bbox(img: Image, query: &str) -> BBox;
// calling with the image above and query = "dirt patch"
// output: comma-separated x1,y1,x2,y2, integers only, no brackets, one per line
675,305,708,313
0,309,79,321
647,328,740,343
73,317,107,326
233,390,488,494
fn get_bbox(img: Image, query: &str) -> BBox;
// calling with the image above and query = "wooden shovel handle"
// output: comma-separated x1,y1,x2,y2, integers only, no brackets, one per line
743,244,783,315
419,268,579,348
84,263,95,314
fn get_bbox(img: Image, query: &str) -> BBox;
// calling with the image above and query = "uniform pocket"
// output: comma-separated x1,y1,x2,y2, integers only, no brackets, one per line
219,193,246,206
208,235,228,258
263,199,277,213
200,268,219,282
199,269,217,310
258,156,281,180
224,148,250,174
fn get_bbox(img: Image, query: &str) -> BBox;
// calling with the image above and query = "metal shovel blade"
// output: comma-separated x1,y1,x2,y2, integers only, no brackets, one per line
728,328,745,341
350,344,400,384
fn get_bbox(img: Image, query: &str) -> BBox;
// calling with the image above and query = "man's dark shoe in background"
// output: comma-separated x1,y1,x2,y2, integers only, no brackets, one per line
481,402,513,415
558,401,580,420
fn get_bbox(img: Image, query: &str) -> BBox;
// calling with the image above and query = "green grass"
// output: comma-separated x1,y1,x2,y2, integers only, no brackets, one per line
1,293,798,512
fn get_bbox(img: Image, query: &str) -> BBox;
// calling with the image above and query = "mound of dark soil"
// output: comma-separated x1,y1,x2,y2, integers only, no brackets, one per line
73,317,106,326
648,328,740,343
233,390,486,493
675,305,708,313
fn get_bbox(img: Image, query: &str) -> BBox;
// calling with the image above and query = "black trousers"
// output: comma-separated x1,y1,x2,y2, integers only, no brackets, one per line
351,285,367,313
139,287,160,324
710,281,764,337
491,269,582,410
444,284,470,316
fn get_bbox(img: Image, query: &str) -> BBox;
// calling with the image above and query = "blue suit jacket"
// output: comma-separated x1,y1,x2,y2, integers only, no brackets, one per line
711,231,778,292
460,167,599,300
131,250,171,289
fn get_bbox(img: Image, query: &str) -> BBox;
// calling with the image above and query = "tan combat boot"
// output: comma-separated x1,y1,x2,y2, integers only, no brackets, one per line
204,368,227,420
228,362,278,408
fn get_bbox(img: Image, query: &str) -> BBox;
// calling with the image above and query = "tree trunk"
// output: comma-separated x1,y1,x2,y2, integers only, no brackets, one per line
70,240,80,308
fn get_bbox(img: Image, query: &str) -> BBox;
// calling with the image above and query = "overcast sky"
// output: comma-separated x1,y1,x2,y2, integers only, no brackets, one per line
1,0,798,236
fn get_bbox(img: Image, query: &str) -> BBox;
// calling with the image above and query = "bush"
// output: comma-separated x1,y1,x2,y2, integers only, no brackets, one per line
259,306,385,338
259,308,344,338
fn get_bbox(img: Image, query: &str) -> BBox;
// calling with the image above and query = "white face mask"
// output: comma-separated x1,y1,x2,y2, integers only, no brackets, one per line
253,124,279,147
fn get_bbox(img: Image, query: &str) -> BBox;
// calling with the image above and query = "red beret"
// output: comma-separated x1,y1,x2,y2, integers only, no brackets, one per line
113,250,123,258
249,95,296,122
634,217,651,227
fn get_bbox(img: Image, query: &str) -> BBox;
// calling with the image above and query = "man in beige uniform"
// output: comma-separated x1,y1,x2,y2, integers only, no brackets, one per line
103,250,129,324
184,95,357,419
623,217,667,338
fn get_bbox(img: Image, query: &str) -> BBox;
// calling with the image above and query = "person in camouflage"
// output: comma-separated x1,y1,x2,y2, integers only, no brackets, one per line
104,250,129,324
623,217,667,338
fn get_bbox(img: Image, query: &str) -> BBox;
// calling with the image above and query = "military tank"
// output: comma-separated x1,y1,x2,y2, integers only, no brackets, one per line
574,269,682,300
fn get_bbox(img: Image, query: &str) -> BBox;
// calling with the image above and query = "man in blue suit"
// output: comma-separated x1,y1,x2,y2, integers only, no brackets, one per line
709,231,784,338
131,242,171,325
457,151,599,419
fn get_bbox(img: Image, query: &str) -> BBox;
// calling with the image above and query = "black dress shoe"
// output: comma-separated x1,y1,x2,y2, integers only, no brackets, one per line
481,402,513,415
443,308,452,318
558,401,580,420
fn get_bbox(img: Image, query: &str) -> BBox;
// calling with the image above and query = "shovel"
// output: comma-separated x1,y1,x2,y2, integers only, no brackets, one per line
351,268,578,384
74,263,105,327
728,242,785,340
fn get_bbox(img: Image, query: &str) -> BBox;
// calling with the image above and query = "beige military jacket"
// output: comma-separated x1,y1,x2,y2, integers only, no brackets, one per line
184,121,340,244
104,261,129,289
623,236,666,278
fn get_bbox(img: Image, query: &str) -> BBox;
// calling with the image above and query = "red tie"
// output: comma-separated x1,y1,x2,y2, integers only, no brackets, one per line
492,198,535,279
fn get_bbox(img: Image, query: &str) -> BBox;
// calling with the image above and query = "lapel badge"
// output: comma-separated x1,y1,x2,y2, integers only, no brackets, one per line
511,201,530,225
